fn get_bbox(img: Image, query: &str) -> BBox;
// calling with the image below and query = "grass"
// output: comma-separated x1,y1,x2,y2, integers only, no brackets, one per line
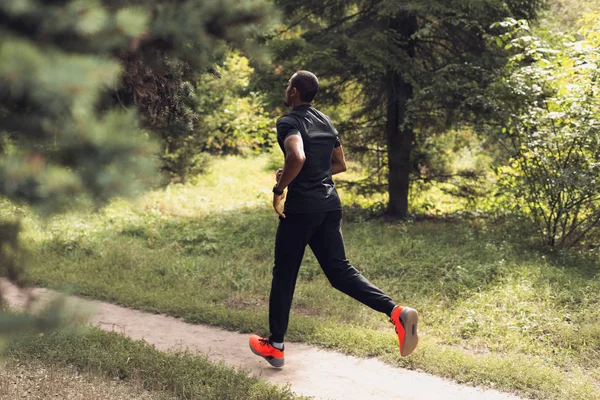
3,323,304,400
4,155,600,399
0,358,177,400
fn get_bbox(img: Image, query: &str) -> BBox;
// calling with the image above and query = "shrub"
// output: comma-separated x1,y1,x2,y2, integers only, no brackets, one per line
491,17,600,248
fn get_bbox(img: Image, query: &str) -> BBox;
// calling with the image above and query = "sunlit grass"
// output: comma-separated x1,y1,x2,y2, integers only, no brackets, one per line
6,154,600,400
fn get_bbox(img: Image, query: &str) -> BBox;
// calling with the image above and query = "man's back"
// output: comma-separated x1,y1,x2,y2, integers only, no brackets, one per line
276,104,342,214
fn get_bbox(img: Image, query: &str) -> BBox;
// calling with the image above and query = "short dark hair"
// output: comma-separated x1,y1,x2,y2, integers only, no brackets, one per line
291,70,319,102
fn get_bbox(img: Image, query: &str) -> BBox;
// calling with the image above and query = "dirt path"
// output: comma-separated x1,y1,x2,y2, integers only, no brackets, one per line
1,280,523,400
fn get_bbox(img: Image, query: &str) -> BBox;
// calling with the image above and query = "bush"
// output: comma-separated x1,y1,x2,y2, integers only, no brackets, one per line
160,52,277,182
492,17,600,248
199,52,277,156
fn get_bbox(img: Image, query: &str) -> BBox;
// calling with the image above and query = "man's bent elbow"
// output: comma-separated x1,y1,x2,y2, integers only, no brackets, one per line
335,163,346,172
287,154,306,166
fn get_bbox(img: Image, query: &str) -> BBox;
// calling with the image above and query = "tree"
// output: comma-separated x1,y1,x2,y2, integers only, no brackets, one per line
0,0,273,340
266,0,543,217
0,0,157,341
108,0,276,180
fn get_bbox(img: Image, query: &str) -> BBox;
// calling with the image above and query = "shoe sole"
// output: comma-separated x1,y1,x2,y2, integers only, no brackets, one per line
249,343,285,368
400,307,419,357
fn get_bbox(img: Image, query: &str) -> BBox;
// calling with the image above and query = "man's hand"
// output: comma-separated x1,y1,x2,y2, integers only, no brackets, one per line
273,192,286,218
273,168,285,218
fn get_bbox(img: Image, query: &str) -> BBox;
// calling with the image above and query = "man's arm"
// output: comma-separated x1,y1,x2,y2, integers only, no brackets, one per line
276,134,305,190
331,145,347,175
272,134,304,218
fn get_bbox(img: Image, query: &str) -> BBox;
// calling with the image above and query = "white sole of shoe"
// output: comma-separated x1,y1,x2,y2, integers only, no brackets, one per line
400,307,419,357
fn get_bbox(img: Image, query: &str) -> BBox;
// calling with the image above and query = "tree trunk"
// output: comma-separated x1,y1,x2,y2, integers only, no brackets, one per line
385,14,418,218
386,73,413,217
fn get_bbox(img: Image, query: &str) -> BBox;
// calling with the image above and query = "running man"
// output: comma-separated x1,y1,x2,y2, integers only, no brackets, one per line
249,71,418,368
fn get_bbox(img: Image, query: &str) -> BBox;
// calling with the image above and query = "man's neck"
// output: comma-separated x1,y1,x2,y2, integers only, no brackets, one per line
292,101,311,110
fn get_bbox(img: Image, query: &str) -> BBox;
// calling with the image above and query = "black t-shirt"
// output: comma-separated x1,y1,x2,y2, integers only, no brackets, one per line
276,104,342,214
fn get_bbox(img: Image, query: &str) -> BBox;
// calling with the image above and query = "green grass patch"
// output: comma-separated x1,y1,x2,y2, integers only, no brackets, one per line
6,155,600,399
3,324,304,400
1,358,177,399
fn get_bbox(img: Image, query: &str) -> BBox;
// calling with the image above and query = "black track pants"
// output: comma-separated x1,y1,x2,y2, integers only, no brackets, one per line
268,210,396,343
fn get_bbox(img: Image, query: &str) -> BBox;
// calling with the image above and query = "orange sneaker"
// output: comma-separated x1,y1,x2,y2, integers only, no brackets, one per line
390,306,419,357
249,335,285,367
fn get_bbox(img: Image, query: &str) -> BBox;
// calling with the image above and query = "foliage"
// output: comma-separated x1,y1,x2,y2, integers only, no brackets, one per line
491,16,600,247
0,0,273,345
260,0,544,216
198,53,277,157
0,1,158,214
540,0,600,31
204,93,276,156
108,1,277,180
0,0,162,343
157,52,277,181
410,129,496,212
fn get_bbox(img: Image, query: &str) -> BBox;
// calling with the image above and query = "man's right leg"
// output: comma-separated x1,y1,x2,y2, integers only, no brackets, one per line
250,212,324,367
269,213,323,343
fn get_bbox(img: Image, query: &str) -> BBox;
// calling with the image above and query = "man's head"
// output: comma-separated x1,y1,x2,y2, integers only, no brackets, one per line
284,70,319,108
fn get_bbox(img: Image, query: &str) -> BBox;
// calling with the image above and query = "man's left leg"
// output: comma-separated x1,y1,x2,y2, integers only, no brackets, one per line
308,210,419,357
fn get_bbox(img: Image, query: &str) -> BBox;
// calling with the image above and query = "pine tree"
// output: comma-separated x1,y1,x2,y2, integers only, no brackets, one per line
268,0,544,217
0,0,273,338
